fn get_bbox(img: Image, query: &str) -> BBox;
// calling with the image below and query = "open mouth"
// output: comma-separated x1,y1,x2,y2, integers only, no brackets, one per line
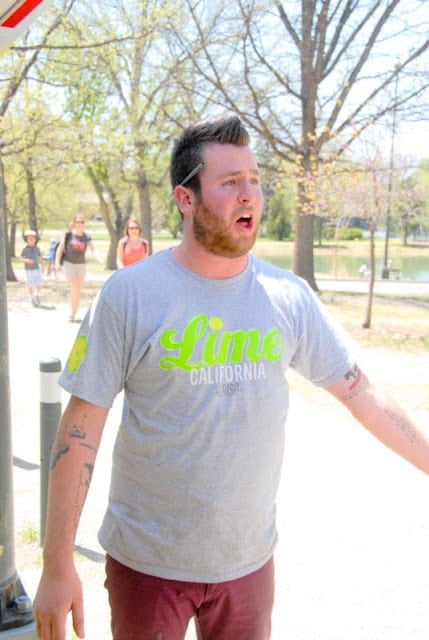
236,212,253,230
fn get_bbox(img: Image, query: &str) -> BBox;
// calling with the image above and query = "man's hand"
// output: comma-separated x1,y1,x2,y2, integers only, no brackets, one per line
34,563,85,640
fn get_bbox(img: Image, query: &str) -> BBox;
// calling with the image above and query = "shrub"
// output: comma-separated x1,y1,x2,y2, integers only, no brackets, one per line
337,227,363,241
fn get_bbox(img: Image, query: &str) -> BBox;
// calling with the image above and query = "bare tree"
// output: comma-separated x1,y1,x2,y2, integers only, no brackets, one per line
174,0,429,289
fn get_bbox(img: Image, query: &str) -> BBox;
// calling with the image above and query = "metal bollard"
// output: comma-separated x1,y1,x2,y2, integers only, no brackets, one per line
0,622,37,638
39,358,62,546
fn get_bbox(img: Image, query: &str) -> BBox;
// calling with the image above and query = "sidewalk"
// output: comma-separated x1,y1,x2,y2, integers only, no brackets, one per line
7,274,429,639
316,274,429,297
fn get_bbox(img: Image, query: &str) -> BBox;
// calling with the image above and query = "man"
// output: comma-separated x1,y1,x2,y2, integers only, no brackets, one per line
34,116,429,640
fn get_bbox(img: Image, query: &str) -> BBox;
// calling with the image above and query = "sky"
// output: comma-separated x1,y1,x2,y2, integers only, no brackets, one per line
395,121,429,162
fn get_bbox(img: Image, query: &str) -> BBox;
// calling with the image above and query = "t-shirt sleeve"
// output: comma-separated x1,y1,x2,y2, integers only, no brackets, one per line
59,291,128,408
289,282,356,387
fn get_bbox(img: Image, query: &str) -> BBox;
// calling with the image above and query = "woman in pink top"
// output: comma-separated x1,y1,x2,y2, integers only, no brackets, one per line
116,217,149,268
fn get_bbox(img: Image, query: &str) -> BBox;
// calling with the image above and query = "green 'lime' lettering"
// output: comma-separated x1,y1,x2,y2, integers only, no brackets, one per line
159,314,284,371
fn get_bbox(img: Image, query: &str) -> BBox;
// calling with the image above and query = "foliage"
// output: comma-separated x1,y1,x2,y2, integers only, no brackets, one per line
266,189,293,240
337,227,364,241
1,0,428,283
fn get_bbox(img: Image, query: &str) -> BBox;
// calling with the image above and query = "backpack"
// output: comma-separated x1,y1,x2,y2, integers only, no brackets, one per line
59,231,71,265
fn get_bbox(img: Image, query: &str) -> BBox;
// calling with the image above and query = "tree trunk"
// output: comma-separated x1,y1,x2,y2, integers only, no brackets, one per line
25,163,38,233
292,150,318,290
134,138,153,255
86,166,118,270
402,217,408,246
362,222,376,329
9,220,16,259
292,4,319,291
293,212,317,290
0,158,17,282
136,171,153,255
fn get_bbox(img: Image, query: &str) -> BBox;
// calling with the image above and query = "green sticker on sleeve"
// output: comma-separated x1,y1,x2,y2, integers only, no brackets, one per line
68,334,87,373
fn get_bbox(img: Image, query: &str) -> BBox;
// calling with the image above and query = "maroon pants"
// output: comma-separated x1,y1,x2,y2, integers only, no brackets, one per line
105,554,275,640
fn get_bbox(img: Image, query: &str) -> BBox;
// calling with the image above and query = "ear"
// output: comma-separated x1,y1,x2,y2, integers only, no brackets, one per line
173,185,194,217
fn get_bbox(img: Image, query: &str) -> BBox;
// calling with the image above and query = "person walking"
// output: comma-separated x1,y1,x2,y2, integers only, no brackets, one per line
55,214,102,322
34,116,429,640
19,229,44,306
116,216,149,268
45,237,58,278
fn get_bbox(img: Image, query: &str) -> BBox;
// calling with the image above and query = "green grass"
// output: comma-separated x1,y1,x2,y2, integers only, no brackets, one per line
17,522,39,545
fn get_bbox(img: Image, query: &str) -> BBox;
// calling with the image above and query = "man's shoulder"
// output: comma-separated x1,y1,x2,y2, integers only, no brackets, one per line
251,254,306,285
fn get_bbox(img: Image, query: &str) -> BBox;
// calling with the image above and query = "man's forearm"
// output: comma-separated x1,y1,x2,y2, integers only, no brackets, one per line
327,364,429,475
42,397,108,565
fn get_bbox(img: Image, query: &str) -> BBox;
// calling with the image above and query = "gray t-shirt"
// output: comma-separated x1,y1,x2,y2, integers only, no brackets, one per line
60,250,354,582
21,245,41,270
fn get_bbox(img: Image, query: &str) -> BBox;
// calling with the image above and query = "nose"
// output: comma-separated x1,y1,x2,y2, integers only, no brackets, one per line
238,180,257,204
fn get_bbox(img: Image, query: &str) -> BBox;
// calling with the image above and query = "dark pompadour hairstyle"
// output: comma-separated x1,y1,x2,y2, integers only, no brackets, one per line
170,115,250,195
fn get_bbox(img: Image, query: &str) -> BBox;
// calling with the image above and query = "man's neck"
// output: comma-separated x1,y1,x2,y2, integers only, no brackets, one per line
171,242,248,279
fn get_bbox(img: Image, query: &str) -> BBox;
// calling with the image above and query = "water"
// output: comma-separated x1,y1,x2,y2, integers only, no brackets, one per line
263,254,429,281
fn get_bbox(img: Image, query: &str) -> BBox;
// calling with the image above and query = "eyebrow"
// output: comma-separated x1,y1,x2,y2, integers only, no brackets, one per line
218,169,260,178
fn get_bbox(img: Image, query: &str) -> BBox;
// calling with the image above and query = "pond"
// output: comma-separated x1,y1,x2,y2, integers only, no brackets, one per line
263,254,429,281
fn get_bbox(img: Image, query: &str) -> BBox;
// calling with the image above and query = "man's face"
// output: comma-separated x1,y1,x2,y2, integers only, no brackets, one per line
192,143,263,258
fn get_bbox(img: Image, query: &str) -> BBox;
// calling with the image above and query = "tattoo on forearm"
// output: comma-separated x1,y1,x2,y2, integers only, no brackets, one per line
50,422,84,470
384,407,417,444
50,418,95,470
342,364,363,401
69,423,86,439
50,443,70,469
74,462,95,527
80,442,97,451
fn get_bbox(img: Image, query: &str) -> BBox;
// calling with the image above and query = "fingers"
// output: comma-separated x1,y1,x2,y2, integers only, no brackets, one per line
33,568,84,640
72,599,85,638
35,603,81,640
35,612,64,640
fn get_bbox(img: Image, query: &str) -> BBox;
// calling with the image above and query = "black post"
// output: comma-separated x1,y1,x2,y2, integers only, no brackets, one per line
39,358,62,546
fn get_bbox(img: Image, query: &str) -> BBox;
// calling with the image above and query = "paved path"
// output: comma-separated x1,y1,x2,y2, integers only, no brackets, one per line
316,275,429,297
7,273,429,639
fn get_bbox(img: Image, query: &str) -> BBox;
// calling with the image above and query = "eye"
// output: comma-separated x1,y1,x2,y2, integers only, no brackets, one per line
222,178,236,186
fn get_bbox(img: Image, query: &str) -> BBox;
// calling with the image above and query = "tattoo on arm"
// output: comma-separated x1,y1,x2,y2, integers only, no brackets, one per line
342,364,364,401
50,422,86,470
384,407,418,444
50,443,70,470
50,417,96,470
74,462,95,527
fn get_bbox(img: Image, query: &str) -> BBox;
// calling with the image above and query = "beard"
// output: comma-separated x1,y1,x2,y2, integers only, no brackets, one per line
192,198,259,258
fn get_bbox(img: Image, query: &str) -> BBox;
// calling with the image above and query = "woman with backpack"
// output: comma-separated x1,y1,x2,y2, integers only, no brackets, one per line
116,217,149,269
55,214,102,322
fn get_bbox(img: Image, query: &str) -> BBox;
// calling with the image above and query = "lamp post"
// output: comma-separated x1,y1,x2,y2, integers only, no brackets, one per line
0,145,36,636
0,3,57,637
382,66,400,279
